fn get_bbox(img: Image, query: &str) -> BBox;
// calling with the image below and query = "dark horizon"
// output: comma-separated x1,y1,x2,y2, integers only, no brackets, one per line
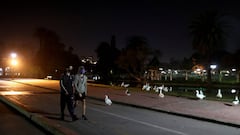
0,0,239,62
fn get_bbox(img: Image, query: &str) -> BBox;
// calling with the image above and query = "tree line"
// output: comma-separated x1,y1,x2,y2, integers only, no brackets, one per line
1,10,239,85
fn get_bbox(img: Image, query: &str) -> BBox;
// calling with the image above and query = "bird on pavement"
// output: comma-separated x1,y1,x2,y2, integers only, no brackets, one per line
216,89,222,98
125,89,131,96
232,95,239,105
105,95,112,105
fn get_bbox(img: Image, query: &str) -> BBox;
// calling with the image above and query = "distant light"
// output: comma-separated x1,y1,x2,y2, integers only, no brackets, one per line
210,65,217,69
10,53,17,58
159,68,163,70
196,68,201,72
232,68,236,72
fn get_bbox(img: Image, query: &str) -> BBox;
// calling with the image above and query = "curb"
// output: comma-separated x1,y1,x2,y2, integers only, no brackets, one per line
0,95,78,135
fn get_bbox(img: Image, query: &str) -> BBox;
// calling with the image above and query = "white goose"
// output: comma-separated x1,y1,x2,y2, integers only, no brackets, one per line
142,83,151,91
231,89,237,93
105,95,112,105
121,82,130,88
125,89,131,96
153,85,158,92
169,87,173,92
232,95,239,105
163,87,169,92
196,90,205,100
158,87,164,98
216,89,222,98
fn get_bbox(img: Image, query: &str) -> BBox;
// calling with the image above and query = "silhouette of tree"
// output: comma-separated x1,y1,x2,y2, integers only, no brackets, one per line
116,36,151,81
95,35,120,83
189,10,229,84
148,49,162,69
33,27,80,78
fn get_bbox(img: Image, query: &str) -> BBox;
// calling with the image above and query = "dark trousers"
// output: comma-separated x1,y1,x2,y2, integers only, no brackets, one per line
60,93,75,118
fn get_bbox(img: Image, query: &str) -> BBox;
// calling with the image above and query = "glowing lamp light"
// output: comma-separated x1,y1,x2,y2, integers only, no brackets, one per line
11,59,18,66
10,53,17,58
210,65,217,69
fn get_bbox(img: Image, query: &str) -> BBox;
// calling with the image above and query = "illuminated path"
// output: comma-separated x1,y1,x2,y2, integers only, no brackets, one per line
0,79,239,135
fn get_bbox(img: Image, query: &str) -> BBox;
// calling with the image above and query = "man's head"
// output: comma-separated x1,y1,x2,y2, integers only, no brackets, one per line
78,66,86,74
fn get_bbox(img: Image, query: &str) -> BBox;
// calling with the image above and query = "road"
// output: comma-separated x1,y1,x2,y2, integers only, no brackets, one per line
0,101,47,135
0,79,240,135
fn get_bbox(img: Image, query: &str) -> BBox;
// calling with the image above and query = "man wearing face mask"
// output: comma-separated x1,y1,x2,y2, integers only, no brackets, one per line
60,68,78,121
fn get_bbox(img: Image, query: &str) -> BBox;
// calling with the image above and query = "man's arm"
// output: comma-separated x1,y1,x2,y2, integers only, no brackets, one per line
60,80,69,95
74,75,80,92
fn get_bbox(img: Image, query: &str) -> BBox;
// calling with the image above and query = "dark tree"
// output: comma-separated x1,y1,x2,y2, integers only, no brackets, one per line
95,35,120,83
148,49,162,69
116,36,151,81
33,27,80,78
189,10,229,84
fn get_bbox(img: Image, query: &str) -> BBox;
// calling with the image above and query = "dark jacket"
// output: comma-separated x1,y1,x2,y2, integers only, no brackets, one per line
60,73,74,95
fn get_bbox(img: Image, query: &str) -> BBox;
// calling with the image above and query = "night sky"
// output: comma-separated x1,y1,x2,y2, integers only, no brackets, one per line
0,0,240,62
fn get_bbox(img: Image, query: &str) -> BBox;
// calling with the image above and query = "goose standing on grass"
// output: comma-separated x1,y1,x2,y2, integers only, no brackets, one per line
142,83,151,91
158,87,164,98
231,89,237,93
121,82,130,88
196,90,205,100
163,87,169,92
121,82,130,96
200,90,206,98
216,89,223,98
232,95,239,105
153,85,158,92
105,95,112,105
169,87,173,92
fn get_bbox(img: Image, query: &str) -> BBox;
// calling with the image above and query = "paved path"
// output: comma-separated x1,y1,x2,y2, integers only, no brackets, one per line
0,101,47,135
0,79,240,135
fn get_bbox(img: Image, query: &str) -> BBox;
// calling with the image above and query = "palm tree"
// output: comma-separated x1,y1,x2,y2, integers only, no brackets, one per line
189,10,228,85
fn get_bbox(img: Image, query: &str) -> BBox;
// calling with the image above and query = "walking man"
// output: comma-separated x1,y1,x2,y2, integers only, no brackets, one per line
60,68,78,121
74,66,88,120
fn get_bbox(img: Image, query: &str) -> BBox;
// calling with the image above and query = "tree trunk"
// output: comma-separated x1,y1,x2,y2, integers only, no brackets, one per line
207,67,212,85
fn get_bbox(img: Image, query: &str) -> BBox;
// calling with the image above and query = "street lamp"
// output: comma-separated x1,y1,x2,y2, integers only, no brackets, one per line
10,53,17,59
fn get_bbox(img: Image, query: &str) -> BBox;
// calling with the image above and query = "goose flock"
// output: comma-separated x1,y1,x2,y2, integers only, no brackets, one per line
104,82,239,106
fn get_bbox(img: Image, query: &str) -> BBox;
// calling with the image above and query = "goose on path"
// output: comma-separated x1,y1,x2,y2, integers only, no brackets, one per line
105,95,112,105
